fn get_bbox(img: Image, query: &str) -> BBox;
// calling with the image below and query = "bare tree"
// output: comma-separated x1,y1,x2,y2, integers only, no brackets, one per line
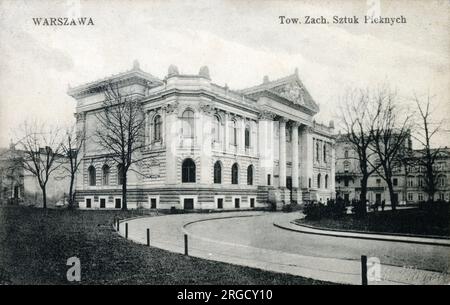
13,121,64,208
370,88,412,211
339,89,381,215
94,81,146,210
60,124,86,209
411,93,444,203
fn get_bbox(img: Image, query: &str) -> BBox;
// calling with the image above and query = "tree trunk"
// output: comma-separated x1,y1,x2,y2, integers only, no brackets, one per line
42,187,47,209
122,174,127,210
358,175,369,217
386,178,396,211
68,175,75,209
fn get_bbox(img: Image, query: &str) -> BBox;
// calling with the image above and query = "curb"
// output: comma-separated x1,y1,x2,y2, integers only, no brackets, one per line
273,221,450,247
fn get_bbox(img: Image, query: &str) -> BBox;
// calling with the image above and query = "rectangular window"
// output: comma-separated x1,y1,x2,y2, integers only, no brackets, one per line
250,197,255,208
217,198,223,209
267,174,271,186
407,193,413,201
418,193,423,201
115,198,122,209
86,198,92,208
99,198,106,208
393,178,398,186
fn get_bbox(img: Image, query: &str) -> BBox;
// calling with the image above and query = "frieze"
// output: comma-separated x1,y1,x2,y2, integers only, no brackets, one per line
162,101,179,114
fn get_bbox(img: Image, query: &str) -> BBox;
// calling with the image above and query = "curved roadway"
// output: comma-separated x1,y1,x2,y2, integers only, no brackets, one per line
118,211,449,285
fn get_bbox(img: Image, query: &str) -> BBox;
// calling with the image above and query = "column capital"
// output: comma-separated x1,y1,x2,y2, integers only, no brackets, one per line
258,109,276,120
278,117,288,124
291,121,301,128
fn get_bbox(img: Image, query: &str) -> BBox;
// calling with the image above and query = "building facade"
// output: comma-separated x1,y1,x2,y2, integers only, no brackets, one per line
68,62,335,210
335,135,450,205
0,146,69,207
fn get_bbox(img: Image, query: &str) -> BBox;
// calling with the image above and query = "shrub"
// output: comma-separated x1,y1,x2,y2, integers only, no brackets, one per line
282,203,293,213
303,199,346,220
303,201,325,220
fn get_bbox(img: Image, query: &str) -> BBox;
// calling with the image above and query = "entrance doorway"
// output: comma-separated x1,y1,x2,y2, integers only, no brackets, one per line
234,198,240,208
150,198,157,209
217,198,223,209
184,198,194,210
286,176,292,203
375,193,381,204
250,198,255,208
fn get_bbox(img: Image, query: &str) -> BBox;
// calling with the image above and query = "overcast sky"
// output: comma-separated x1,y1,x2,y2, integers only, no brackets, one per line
0,0,449,148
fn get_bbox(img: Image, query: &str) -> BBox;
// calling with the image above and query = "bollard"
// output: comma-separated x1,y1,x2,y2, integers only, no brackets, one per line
125,223,128,239
147,228,150,246
361,255,368,285
184,234,188,256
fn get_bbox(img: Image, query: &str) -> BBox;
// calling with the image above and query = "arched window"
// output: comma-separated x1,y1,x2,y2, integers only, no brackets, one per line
344,150,349,159
247,165,253,185
245,125,250,148
317,173,321,189
438,175,447,188
102,165,110,186
153,115,162,141
88,166,96,186
117,164,124,185
182,158,196,183
214,161,222,184
323,144,327,163
231,163,239,184
212,115,220,143
325,174,328,189
182,109,194,138
230,120,237,146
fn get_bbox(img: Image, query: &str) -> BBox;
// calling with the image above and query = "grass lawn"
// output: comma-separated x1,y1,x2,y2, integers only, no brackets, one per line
296,207,450,237
0,206,330,285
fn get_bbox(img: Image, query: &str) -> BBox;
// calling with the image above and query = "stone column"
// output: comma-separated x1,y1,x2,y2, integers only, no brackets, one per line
279,118,287,188
300,125,314,192
144,111,150,147
199,103,214,184
257,112,275,186
164,101,179,185
291,122,300,203
330,142,336,199
224,112,229,153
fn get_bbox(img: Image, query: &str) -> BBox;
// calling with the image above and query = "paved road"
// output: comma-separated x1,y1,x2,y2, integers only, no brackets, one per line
118,212,450,285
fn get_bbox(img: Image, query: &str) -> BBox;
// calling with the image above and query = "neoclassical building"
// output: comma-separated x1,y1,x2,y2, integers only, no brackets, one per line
68,62,335,210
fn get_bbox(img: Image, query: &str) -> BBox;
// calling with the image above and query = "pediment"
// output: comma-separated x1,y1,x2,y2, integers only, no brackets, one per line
271,81,307,106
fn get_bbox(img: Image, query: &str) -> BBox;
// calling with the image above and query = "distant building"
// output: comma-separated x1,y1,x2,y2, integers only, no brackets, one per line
0,146,69,207
67,62,336,210
335,135,450,205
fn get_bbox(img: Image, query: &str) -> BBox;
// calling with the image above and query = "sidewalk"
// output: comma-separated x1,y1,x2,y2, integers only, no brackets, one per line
274,218,450,247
